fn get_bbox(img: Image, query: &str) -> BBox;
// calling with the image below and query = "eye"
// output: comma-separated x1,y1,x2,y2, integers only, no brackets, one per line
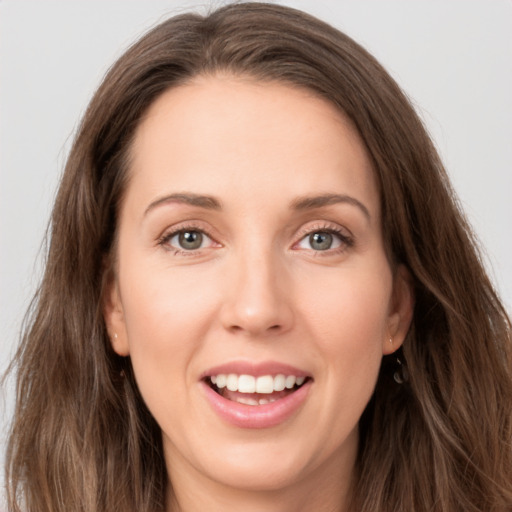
307,232,337,251
298,231,341,251
160,228,215,252
174,230,205,250
295,228,351,252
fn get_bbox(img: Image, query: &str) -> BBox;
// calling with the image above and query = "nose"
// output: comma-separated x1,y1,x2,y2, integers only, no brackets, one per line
219,249,294,337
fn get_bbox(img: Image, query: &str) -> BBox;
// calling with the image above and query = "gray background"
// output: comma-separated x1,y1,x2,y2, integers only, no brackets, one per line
1,0,511,501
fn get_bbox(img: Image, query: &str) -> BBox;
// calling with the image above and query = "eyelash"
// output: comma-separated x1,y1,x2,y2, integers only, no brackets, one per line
157,222,354,256
293,223,354,255
157,222,218,256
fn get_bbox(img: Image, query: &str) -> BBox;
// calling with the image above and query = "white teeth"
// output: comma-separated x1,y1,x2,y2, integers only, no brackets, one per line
285,375,296,389
226,374,238,391
273,374,286,392
256,375,274,393
238,374,256,393
216,374,227,389
236,397,259,406
209,373,307,393
235,396,278,406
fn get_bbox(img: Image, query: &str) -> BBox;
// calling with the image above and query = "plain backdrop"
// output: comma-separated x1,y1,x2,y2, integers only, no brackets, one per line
1,0,511,496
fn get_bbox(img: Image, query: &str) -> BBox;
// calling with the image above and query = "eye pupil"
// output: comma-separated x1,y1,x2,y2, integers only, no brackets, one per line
179,231,203,250
309,232,333,251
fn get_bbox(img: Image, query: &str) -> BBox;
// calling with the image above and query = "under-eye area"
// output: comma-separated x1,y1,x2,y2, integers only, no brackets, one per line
205,374,312,406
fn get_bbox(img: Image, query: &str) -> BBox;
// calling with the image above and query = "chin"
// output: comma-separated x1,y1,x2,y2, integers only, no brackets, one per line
206,450,310,492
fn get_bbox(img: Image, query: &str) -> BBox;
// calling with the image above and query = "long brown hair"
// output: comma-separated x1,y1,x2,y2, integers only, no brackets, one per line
5,3,512,511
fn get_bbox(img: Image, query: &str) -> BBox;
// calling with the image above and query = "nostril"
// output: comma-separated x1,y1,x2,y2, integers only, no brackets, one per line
227,323,283,335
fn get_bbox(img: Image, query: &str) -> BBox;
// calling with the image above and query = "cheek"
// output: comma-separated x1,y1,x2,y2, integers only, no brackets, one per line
301,262,392,346
117,260,225,433
118,258,222,376
299,261,392,403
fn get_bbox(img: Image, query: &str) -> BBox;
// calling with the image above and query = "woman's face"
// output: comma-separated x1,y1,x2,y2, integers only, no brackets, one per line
105,76,412,502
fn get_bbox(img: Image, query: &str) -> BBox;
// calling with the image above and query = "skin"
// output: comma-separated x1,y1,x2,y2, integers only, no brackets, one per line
104,75,413,512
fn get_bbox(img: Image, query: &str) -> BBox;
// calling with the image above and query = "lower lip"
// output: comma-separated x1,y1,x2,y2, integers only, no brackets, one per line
201,380,312,429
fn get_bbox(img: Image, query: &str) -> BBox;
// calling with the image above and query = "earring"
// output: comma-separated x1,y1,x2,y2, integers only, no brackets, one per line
393,357,409,384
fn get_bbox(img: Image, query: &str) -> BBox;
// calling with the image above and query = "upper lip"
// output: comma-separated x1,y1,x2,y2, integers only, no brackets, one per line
200,361,311,380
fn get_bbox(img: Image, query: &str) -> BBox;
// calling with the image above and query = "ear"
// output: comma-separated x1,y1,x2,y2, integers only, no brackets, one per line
102,270,130,357
383,264,414,355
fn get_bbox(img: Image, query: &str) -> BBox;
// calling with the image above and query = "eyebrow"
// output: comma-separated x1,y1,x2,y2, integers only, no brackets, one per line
291,193,371,221
144,193,222,216
144,191,370,221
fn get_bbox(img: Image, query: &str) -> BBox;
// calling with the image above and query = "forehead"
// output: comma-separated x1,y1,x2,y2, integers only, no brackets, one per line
126,75,379,219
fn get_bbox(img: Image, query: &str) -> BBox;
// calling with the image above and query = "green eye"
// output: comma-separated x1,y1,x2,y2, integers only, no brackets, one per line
309,232,333,251
165,230,207,251
178,231,203,250
160,226,219,254
296,229,346,252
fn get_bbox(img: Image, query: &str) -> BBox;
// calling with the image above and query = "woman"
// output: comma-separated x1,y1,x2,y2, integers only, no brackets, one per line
5,3,511,511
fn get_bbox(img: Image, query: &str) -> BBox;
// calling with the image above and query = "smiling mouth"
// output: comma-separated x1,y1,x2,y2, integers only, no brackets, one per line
205,373,311,406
